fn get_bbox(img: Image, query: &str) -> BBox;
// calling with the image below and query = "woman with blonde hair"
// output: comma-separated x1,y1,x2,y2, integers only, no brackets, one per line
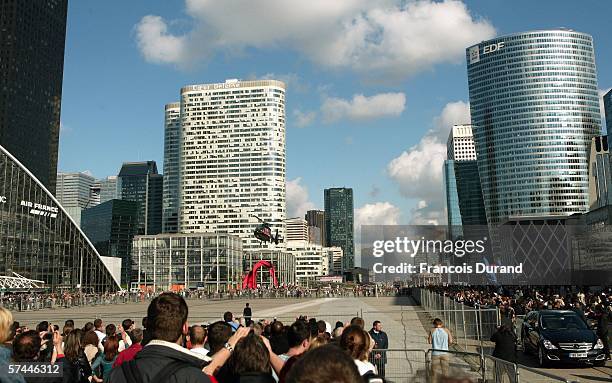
0,307,13,362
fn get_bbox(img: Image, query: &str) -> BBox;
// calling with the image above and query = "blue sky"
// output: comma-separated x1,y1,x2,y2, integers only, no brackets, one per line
58,0,612,227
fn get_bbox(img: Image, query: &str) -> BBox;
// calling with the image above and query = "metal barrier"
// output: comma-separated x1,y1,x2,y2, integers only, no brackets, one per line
483,355,518,383
411,288,500,353
371,349,428,382
515,364,579,383
425,349,483,383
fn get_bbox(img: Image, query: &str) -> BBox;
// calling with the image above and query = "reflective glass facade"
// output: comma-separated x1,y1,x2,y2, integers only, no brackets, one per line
118,162,163,235
0,144,119,292
132,233,243,292
604,89,612,144
81,199,138,286
324,188,354,270
0,0,67,193
162,102,180,233
467,30,601,224
444,160,463,240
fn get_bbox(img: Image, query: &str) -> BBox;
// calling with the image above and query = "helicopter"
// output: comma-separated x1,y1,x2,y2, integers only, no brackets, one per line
251,215,283,245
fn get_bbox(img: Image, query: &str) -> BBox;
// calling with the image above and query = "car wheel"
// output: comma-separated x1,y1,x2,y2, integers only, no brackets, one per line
538,346,548,368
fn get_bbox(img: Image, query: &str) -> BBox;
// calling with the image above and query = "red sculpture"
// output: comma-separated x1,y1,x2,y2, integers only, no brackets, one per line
242,260,278,289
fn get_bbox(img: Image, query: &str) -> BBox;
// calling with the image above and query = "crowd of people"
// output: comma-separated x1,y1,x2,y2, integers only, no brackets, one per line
0,295,397,383
426,285,612,361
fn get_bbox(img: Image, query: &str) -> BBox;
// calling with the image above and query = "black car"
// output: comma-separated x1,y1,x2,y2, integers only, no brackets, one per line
521,310,606,367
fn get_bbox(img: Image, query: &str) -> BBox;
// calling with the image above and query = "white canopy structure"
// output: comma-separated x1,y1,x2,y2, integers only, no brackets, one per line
0,273,45,291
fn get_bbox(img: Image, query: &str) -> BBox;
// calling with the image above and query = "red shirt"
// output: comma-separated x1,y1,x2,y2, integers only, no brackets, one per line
112,342,143,367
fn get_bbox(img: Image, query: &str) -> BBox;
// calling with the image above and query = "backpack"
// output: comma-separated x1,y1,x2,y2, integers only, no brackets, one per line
118,359,194,383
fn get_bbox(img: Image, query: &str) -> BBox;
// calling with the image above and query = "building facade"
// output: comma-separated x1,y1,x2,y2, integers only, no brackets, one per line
90,176,119,206
324,188,354,270
56,172,97,226
81,199,138,286
588,136,612,209
0,0,68,193
326,246,344,275
0,144,118,291
443,160,463,239
285,241,329,286
305,210,326,246
118,162,163,235
132,233,243,292
162,102,181,233
604,89,612,144
467,30,601,225
243,250,295,287
178,79,286,251
285,217,309,242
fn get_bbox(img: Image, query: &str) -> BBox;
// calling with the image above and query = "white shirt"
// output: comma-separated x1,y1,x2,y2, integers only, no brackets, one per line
190,347,209,357
354,359,377,376
94,330,105,350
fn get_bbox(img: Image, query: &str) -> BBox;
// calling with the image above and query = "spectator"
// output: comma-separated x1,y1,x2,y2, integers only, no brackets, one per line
369,320,389,378
113,328,144,367
109,292,213,383
0,308,13,361
82,322,94,333
277,321,311,382
243,303,252,326
65,319,75,328
231,333,275,383
490,324,517,383
224,312,239,331
94,319,105,345
117,323,132,352
91,335,119,381
189,325,210,357
285,344,362,383
208,321,233,355
269,321,289,355
62,330,93,383
595,305,610,361
340,325,377,376
307,334,329,351
350,317,365,329
83,330,100,366
428,318,452,382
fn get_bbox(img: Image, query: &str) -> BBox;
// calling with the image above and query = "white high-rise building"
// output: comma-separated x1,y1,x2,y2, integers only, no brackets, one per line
90,176,119,206
286,241,329,286
179,79,286,250
447,124,476,161
285,217,308,242
56,172,97,226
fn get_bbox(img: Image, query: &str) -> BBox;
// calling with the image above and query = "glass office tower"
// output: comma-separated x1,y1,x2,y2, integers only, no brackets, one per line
467,30,601,225
162,102,180,233
0,0,68,193
324,188,354,270
118,161,163,235
0,144,118,292
444,160,463,240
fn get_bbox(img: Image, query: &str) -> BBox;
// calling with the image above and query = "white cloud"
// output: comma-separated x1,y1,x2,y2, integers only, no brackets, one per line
387,100,470,222
599,88,611,134
135,0,495,79
293,109,316,128
286,177,316,218
321,93,406,122
355,202,401,228
259,73,309,93
135,15,188,65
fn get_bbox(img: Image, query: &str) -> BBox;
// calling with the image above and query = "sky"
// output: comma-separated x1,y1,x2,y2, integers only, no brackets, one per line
58,0,612,232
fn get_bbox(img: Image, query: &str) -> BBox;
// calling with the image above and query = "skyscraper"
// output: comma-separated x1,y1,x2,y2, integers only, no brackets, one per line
178,79,286,250
118,161,163,235
56,172,97,226
467,30,601,225
588,136,612,209
0,0,68,193
90,176,119,206
162,102,181,233
81,199,138,285
605,89,612,144
324,187,354,270
305,210,326,246
285,218,309,242
443,160,463,239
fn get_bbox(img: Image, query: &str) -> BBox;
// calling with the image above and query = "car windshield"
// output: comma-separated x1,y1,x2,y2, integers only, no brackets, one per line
540,314,587,330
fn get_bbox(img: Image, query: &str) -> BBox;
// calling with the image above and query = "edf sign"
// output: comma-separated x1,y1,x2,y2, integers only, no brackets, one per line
483,42,505,54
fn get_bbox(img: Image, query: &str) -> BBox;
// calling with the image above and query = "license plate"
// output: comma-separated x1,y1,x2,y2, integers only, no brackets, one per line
569,353,587,358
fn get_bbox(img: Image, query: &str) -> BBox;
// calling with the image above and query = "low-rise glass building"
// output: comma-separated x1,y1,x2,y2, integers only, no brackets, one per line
0,144,119,292
131,233,243,292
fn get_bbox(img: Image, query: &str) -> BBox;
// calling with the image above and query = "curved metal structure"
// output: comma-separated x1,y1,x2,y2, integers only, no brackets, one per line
242,260,278,289
0,144,120,292
0,273,45,291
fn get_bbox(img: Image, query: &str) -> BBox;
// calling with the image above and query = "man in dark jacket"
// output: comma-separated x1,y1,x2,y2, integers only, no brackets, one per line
369,321,389,378
490,325,517,383
109,293,212,383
